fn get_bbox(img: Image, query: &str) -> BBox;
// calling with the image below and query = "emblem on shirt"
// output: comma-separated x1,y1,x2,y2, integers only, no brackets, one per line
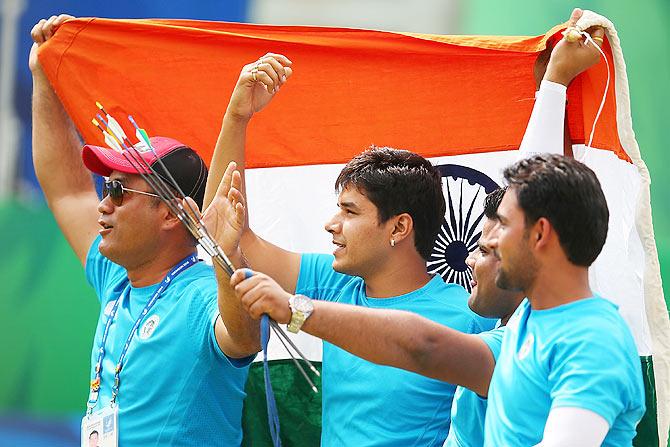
518,334,534,360
139,315,160,340
429,164,500,292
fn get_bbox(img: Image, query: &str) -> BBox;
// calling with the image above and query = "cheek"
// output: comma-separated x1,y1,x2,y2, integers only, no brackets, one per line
477,259,494,279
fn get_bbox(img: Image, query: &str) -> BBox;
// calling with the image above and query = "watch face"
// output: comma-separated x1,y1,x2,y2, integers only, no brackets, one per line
292,295,313,313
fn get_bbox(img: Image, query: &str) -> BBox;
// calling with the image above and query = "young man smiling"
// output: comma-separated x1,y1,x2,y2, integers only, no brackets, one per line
442,187,524,447
206,60,495,445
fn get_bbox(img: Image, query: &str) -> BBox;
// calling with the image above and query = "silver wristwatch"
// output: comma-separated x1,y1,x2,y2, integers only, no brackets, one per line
287,295,314,333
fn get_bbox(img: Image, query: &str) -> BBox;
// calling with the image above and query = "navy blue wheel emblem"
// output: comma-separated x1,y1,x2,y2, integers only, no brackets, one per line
428,164,500,292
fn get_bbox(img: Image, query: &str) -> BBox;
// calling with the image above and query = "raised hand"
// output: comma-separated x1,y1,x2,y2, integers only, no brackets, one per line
29,14,74,74
544,8,606,86
200,161,247,262
225,53,294,121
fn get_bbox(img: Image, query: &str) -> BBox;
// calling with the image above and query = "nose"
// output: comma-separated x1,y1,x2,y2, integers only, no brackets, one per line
324,213,342,235
465,250,477,269
97,193,114,214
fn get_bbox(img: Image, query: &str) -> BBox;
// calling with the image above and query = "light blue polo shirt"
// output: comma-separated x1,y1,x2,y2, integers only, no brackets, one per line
443,326,505,447
483,297,645,446
85,236,252,446
296,253,496,447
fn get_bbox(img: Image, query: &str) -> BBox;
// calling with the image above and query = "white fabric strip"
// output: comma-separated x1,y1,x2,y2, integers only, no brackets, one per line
574,10,669,444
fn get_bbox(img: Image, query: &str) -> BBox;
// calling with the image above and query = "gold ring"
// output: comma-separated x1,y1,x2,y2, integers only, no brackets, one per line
592,36,604,43
251,68,258,82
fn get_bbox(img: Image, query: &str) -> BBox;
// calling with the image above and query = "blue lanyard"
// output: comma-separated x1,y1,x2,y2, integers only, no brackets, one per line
261,314,281,446
87,254,198,411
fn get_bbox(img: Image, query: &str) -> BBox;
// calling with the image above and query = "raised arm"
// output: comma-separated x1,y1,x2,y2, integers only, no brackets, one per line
30,15,99,265
199,162,260,357
231,270,496,396
204,54,302,293
522,8,605,155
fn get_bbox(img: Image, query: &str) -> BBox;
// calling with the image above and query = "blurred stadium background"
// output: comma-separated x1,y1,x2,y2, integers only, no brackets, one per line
0,0,667,445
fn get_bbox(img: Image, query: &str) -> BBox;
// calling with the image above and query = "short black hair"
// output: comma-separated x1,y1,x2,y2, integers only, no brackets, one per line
483,187,507,220
503,154,608,266
335,146,445,260
89,430,99,438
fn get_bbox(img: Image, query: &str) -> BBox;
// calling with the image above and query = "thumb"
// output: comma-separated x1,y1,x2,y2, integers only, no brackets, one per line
567,8,583,28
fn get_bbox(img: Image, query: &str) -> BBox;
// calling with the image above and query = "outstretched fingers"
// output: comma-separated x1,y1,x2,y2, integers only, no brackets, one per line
217,161,237,200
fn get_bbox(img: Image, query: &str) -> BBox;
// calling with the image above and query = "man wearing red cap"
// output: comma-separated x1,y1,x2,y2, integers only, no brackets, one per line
30,15,259,446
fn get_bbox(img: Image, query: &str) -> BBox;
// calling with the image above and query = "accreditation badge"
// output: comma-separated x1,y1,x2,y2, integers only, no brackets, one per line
81,405,118,447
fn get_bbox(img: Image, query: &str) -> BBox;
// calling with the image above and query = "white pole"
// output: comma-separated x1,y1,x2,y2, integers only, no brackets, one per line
0,0,27,199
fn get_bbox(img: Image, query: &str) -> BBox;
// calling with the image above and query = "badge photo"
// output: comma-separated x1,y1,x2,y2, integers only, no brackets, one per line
81,405,118,447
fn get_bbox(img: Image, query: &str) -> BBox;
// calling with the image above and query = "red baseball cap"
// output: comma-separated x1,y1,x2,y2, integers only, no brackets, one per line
82,136,208,207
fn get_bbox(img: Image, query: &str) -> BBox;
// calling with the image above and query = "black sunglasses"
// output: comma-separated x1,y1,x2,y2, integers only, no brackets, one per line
102,179,160,206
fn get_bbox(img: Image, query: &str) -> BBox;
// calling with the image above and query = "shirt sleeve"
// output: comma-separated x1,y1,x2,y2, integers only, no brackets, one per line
295,253,354,301
547,333,636,425
476,327,506,361
84,235,125,302
518,80,567,157
188,277,256,369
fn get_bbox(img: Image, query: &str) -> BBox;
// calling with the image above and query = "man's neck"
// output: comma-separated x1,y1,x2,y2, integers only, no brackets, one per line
526,264,592,310
126,248,196,288
364,253,432,298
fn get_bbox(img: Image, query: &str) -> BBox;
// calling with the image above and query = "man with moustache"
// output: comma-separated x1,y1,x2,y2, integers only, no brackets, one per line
442,187,524,447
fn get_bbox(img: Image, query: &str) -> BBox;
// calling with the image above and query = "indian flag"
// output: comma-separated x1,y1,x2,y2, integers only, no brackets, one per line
38,12,669,446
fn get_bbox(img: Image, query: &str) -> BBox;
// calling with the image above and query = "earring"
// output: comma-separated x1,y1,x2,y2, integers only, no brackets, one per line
390,239,395,247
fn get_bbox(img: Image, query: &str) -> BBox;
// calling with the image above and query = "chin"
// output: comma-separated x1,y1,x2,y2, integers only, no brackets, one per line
467,293,479,312
331,259,358,277
98,242,124,266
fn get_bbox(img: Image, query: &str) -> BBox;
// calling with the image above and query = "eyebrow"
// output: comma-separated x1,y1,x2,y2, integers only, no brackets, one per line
338,201,361,211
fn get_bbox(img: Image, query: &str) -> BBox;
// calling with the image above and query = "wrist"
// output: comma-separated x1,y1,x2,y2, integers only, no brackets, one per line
543,60,573,87
224,107,253,125
227,247,247,269
287,295,314,333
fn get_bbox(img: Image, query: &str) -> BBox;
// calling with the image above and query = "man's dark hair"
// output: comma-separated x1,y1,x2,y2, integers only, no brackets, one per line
483,187,507,220
503,154,608,266
335,146,445,260
89,430,99,438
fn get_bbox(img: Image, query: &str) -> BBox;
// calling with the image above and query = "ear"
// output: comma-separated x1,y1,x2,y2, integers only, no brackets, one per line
390,213,414,244
161,199,194,232
531,217,553,250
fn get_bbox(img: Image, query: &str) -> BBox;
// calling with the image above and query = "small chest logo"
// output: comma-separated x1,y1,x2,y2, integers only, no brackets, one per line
139,315,160,340
518,334,534,360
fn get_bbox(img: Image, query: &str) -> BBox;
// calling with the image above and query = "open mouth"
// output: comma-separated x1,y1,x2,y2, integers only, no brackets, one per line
98,220,113,234
332,241,345,253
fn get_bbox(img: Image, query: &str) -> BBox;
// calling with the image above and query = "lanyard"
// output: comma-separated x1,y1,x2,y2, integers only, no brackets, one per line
87,254,198,412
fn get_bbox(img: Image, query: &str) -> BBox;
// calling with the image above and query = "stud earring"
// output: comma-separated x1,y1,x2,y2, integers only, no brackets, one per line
390,239,395,247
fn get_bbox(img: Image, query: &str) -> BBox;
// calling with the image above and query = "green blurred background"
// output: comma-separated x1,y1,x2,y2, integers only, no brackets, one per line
0,0,667,445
